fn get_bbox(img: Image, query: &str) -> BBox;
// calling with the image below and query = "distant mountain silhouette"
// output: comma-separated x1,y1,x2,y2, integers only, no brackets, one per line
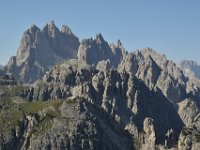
179,60,200,79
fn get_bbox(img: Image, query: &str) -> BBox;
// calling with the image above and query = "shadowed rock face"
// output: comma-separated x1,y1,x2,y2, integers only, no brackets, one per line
0,65,4,76
5,21,80,83
77,34,125,68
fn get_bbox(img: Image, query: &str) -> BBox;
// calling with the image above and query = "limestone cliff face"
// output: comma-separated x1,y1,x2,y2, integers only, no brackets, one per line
5,21,80,83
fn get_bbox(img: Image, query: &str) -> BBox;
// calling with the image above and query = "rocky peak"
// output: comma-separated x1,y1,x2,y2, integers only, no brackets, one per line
117,39,122,47
78,34,125,68
16,24,41,66
110,39,125,54
139,47,168,69
42,20,60,38
29,24,40,34
78,34,109,64
136,55,161,89
81,38,93,45
95,33,105,44
6,22,80,83
48,20,55,27
61,25,73,35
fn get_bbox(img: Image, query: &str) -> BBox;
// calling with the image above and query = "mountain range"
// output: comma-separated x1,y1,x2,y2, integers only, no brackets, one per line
179,60,200,80
0,21,200,150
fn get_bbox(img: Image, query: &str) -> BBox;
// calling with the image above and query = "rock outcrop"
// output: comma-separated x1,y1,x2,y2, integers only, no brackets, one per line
141,117,156,150
5,21,80,83
0,73,17,86
178,126,200,150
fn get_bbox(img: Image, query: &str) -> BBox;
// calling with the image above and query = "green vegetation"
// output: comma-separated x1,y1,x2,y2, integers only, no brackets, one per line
10,110,24,126
0,96,63,135
0,88,83,140
134,136,142,150
66,98,80,104
0,97,24,133
22,101,47,114
21,100,62,114
30,113,54,138
21,100,64,138
0,85,28,97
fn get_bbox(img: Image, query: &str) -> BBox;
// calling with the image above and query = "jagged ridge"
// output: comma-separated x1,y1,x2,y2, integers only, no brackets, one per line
1,22,200,149
5,21,80,83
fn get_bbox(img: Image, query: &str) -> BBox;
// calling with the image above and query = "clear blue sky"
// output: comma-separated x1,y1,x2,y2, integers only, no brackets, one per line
0,0,200,65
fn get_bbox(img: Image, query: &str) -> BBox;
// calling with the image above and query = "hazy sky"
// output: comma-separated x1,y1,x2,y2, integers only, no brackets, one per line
0,0,200,65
